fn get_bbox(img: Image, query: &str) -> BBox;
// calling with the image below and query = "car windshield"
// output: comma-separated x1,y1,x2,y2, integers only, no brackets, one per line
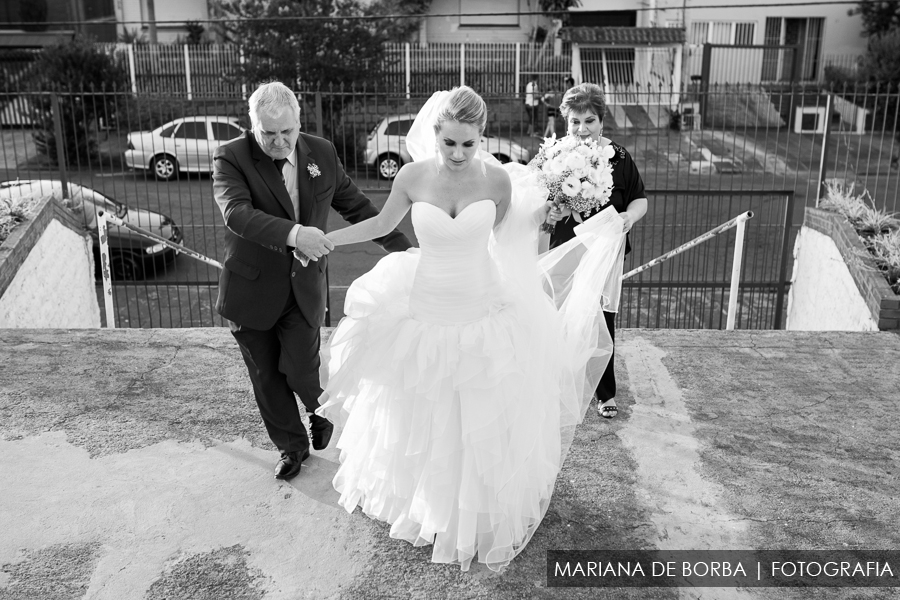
384,119,413,136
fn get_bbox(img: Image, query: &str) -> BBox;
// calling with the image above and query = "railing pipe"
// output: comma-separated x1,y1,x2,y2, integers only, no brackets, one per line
726,215,749,330
97,214,116,328
623,211,754,280
98,211,223,269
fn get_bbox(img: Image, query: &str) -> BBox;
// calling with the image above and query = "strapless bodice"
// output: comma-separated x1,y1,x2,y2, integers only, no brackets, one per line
409,200,500,324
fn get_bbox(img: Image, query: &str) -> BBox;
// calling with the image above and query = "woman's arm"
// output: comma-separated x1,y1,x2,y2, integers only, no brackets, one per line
491,164,513,228
326,165,414,247
621,197,647,233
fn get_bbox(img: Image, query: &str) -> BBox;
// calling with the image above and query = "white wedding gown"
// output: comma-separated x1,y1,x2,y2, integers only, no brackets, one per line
316,92,627,572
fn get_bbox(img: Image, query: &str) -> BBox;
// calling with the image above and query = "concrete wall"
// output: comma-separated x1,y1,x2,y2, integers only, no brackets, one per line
0,198,100,329
652,0,866,56
787,208,900,331
115,0,209,43
787,226,878,331
424,0,545,43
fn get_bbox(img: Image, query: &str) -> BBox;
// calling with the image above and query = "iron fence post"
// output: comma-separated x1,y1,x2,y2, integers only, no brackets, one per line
700,44,711,128
816,91,833,207
315,91,324,138
787,45,802,130
50,93,69,200
773,191,795,329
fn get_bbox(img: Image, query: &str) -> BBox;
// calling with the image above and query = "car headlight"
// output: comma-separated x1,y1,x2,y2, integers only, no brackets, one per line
145,243,168,255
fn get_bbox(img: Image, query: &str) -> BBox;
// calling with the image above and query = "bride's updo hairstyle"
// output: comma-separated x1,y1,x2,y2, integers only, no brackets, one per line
559,82,606,122
433,86,487,135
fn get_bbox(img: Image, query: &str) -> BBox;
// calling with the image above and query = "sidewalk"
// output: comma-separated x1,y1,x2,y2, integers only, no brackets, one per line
1,328,899,599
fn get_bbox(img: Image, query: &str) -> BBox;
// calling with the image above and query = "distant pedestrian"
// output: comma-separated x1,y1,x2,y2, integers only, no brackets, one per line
542,87,563,137
524,76,540,136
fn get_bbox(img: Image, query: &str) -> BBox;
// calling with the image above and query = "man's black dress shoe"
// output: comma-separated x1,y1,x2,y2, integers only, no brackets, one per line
274,447,309,480
310,415,334,451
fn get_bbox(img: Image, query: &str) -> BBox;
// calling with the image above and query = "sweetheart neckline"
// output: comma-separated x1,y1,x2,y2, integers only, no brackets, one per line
413,199,494,221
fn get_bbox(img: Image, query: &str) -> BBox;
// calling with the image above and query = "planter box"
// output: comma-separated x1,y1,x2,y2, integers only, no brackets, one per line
787,207,899,331
0,196,101,328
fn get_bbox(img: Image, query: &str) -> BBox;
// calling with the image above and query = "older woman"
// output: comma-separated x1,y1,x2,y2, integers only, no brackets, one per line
547,82,648,419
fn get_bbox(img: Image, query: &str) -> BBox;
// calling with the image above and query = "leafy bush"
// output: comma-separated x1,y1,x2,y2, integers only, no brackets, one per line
25,37,129,165
821,181,900,294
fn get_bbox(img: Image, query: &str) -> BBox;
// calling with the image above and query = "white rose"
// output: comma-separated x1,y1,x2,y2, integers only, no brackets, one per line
600,145,616,160
550,155,568,174
599,171,614,189
561,175,581,197
565,153,587,171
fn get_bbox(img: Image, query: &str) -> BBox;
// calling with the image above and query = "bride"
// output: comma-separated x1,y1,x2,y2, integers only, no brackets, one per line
315,86,626,572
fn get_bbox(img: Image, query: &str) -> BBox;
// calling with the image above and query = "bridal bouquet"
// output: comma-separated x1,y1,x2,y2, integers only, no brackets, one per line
531,135,616,233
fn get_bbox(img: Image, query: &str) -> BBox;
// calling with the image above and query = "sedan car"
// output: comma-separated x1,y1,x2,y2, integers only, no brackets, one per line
364,114,530,179
0,179,182,280
124,116,245,181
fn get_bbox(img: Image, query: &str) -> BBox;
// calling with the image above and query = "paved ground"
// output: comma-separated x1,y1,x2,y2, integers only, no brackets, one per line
1,328,899,599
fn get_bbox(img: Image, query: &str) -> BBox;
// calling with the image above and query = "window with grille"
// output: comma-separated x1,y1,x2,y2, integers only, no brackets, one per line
762,16,824,81
689,21,756,45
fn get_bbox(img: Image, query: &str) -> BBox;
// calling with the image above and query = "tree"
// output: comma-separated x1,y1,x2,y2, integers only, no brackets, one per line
849,1,900,37
26,37,129,165
538,0,582,26
214,0,430,89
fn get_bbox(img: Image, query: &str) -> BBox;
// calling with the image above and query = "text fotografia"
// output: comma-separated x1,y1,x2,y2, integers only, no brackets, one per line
546,551,900,588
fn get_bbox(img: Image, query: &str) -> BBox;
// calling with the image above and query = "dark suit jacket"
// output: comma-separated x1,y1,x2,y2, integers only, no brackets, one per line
213,131,411,330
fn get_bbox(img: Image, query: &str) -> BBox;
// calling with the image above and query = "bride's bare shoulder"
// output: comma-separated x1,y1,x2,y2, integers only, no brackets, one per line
484,162,511,201
395,160,428,186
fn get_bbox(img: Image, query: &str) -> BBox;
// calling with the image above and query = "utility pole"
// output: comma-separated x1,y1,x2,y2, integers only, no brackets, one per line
146,0,157,42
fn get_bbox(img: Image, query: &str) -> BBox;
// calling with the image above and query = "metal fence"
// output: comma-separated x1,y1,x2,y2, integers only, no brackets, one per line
1,84,897,329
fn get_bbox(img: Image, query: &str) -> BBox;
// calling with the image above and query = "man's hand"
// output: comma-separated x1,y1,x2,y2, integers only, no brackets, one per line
293,226,334,261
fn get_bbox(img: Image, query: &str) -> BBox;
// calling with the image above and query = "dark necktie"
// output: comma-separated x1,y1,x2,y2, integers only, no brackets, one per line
274,158,298,220
273,158,287,181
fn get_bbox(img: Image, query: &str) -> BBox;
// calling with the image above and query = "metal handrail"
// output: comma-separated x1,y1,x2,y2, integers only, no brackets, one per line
98,211,222,328
623,211,754,331
97,210,754,330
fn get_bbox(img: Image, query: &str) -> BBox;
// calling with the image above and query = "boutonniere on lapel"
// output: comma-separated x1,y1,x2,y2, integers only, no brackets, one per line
307,162,321,179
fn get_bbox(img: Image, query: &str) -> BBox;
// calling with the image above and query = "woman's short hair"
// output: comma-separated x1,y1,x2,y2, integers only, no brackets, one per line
248,82,300,128
560,82,607,121
433,86,487,134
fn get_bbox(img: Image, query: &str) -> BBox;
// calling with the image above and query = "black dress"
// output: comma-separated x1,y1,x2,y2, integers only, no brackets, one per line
548,140,646,402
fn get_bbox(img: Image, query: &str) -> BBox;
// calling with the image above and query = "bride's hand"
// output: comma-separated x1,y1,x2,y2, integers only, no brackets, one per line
543,201,569,224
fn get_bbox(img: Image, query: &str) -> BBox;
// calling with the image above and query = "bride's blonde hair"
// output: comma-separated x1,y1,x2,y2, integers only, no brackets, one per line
433,86,487,134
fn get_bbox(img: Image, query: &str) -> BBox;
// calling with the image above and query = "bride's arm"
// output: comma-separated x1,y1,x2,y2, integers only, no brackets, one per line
327,166,413,247
491,167,513,227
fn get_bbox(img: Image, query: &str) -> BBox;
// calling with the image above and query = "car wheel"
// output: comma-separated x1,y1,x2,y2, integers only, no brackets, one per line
111,252,144,281
493,154,511,164
151,155,179,181
377,154,402,180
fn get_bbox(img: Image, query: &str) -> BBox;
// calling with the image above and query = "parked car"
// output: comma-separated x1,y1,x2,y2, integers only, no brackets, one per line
124,116,245,181
0,179,182,280
364,114,531,179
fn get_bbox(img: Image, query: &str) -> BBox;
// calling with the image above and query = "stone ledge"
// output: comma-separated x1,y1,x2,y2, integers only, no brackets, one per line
0,196,90,301
803,207,899,331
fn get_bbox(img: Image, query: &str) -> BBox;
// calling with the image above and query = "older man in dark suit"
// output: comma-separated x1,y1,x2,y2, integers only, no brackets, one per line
214,82,412,480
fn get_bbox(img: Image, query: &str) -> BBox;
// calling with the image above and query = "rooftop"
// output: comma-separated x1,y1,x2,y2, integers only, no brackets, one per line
560,26,686,46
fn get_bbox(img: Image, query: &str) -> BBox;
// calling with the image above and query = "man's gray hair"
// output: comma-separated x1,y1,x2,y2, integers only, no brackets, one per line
248,82,300,128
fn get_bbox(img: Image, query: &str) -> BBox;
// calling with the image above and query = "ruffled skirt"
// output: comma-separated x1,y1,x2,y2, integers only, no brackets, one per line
317,249,575,572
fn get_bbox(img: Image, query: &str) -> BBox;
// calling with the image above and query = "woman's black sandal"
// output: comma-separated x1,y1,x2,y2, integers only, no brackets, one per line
599,401,618,419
